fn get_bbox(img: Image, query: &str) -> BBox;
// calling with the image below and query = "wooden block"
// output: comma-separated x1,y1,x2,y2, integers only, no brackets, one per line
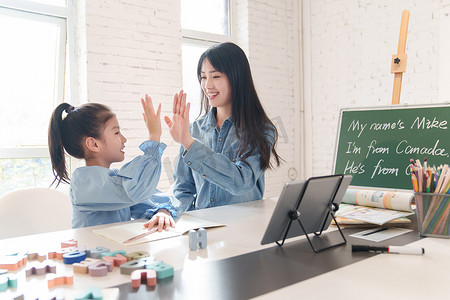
125,251,149,261
120,256,155,275
27,251,47,262
25,260,56,277
86,246,110,259
88,261,113,277
73,258,100,274
198,228,207,249
0,256,27,271
102,254,127,268
130,269,157,288
75,286,103,300
48,248,72,260
63,251,87,265
61,239,78,248
47,273,74,288
0,274,18,291
146,261,174,279
188,229,198,251
100,250,126,258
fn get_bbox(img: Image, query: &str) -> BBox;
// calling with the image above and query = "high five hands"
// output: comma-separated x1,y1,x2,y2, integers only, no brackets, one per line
164,90,195,150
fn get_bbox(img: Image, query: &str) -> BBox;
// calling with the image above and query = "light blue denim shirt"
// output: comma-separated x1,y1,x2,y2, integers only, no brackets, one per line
173,109,273,213
70,140,179,228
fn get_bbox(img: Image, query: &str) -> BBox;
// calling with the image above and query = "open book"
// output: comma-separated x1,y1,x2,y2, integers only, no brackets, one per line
93,214,225,246
334,189,414,225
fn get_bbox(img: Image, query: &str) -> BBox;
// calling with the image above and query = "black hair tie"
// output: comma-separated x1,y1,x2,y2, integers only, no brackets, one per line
65,105,75,113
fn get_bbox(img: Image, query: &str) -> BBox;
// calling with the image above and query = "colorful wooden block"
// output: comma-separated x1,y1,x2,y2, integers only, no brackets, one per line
61,239,78,248
0,256,27,271
73,258,100,274
100,250,126,258
63,251,87,265
25,260,56,277
86,246,110,259
125,251,149,261
48,248,72,260
102,254,127,268
120,256,155,275
189,228,207,251
75,286,103,300
27,251,47,262
0,274,18,291
88,262,113,277
130,269,157,288
47,273,74,288
146,261,174,279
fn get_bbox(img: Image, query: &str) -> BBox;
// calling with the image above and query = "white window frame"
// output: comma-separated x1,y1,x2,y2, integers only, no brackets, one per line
181,0,235,52
0,0,72,159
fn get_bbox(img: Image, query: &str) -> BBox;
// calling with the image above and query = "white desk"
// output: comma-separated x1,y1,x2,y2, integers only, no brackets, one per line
0,198,447,299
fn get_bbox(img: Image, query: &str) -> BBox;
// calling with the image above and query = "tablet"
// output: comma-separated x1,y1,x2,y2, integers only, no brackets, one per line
261,175,352,245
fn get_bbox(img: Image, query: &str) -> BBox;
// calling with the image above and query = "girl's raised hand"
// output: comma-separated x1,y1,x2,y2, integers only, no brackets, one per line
164,90,195,149
140,94,162,142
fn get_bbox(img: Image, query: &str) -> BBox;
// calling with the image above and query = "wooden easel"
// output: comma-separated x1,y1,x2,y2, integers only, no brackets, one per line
391,10,410,105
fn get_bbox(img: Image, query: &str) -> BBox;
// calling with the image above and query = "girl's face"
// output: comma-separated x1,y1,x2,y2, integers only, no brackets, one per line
99,116,127,166
200,58,232,111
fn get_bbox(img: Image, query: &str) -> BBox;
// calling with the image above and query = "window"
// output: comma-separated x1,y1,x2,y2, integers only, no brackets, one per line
181,0,233,120
0,0,70,196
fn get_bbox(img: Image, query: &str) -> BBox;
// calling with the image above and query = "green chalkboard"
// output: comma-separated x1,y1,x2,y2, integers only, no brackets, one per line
333,105,450,190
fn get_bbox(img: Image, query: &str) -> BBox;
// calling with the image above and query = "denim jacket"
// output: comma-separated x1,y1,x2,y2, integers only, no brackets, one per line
173,109,273,213
70,140,179,228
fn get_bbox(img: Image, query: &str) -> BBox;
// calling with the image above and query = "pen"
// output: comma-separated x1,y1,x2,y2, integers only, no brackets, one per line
361,227,388,236
352,245,424,255
123,227,159,244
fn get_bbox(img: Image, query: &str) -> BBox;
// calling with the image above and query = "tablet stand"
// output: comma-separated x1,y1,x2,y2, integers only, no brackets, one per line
275,203,347,253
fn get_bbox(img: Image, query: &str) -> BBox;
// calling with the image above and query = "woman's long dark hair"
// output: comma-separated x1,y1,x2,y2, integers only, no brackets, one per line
197,42,281,170
48,103,115,187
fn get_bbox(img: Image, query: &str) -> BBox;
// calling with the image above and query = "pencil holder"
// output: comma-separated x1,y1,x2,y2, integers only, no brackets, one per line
414,192,450,238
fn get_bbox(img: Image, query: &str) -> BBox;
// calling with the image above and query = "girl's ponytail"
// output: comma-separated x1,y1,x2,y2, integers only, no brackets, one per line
48,103,73,187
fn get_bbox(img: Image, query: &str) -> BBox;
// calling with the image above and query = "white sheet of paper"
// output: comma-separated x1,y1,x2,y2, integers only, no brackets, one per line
93,214,225,246
350,227,412,242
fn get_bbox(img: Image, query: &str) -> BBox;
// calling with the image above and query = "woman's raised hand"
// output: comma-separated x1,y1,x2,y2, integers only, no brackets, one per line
140,94,162,142
164,90,195,149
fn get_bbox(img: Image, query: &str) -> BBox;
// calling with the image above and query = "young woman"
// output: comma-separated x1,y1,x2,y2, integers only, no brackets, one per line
48,95,178,230
165,42,282,212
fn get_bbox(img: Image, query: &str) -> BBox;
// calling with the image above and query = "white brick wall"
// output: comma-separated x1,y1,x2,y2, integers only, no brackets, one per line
306,0,450,176
76,0,300,198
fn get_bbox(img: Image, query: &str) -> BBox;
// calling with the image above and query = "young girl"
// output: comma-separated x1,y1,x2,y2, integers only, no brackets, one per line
49,95,178,230
165,42,282,212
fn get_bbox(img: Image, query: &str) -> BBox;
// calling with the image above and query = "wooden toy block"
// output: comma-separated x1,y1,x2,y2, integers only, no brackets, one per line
188,229,198,251
48,248,72,260
88,261,113,277
25,260,56,277
100,250,126,258
75,286,103,300
27,251,47,262
47,273,74,288
73,258,100,274
86,246,110,259
0,274,18,291
125,251,149,261
0,256,27,271
102,254,127,268
130,269,157,288
63,251,87,265
189,228,207,251
146,261,174,279
120,256,155,275
198,228,207,249
61,239,78,248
